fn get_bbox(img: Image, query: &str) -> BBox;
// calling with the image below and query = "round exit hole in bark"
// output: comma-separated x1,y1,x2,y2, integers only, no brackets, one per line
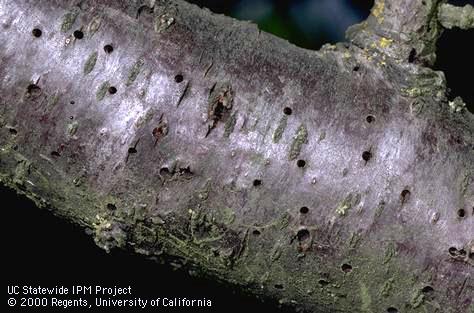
296,228,310,242
104,44,114,54
457,209,465,218
73,30,84,39
362,151,372,162
283,107,292,115
401,189,411,202
253,179,262,187
32,28,42,37
274,284,284,290
387,308,398,313
297,159,306,168
174,74,184,83
106,203,116,211
252,229,261,236
108,86,117,94
421,285,434,294
366,115,375,123
27,84,41,96
299,206,309,214
341,263,352,273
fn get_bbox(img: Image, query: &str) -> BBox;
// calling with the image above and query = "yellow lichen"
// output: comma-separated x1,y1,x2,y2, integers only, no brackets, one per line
379,37,393,48
372,0,385,23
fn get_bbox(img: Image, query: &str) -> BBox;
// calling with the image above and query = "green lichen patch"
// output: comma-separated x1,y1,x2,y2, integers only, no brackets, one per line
220,206,235,225
47,92,60,108
126,58,145,86
83,51,98,75
96,81,110,101
86,16,102,37
273,115,287,143
289,124,308,160
380,277,394,297
359,282,373,313
383,242,396,264
410,289,425,309
438,3,474,30
67,121,79,136
448,96,466,113
13,158,31,187
319,131,326,142
335,193,360,216
92,214,127,252
135,109,155,129
223,112,238,138
155,13,175,33
60,8,80,33
197,179,212,201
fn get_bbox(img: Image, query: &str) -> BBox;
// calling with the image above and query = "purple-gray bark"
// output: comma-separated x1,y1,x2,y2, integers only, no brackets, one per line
0,0,473,312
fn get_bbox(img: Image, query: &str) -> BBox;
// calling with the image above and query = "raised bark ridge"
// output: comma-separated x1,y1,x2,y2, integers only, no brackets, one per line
0,0,473,312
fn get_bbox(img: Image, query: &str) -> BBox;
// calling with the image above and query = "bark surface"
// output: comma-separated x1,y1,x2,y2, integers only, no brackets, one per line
0,0,473,312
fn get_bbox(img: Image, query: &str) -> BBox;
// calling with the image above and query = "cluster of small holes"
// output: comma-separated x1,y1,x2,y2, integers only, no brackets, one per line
174,74,184,83
73,30,84,39
283,107,292,115
104,44,114,54
297,159,306,168
253,179,262,187
299,206,309,214
296,228,310,242
32,28,42,38
448,246,467,257
341,263,353,273
108,86,117,94
362,151,372,162
448,247,458,256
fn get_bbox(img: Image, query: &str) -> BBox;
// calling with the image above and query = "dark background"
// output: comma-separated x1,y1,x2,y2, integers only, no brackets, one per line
3,1,473,312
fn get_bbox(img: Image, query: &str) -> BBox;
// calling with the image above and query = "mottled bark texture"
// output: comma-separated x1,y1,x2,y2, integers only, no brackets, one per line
0,0,473,312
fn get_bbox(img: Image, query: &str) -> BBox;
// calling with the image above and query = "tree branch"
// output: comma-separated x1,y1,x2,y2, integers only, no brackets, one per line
1,0,473,312
438,3,474,29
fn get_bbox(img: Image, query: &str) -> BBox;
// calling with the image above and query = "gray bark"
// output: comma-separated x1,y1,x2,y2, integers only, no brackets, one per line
0,0,473,312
